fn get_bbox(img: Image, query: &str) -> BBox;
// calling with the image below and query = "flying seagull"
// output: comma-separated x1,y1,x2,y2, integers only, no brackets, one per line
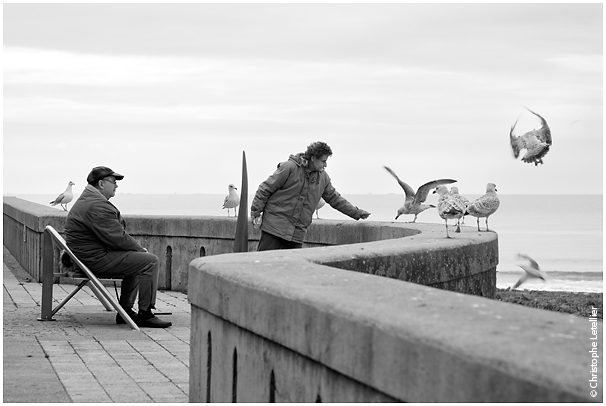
384,166,456,222
512,253,548,289
222,184,240,217
465,183,500,232
510,107,552,166
433,185,467,238
50,181,75,211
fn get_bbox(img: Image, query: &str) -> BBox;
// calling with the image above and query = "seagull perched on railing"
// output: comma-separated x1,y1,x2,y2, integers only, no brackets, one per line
222,184,240,217
384,166,456,223
512,253,548,289
50,181,75,211
465,183,500,232
510,107,552,166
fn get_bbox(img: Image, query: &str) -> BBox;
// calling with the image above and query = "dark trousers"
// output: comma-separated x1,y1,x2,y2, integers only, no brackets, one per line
92,251,159,312
257,231,303,251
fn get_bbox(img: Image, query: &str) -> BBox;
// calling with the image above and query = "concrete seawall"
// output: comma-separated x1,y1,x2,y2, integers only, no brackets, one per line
3,196,497,297
4,196,601,402
189,249,600,402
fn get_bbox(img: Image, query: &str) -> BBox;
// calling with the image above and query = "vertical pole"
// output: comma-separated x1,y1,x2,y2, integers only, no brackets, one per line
234,151,249,252
38,228,56,321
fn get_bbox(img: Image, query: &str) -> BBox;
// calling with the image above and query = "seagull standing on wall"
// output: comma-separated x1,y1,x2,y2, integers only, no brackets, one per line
510,107,552,166
315,198,326,219
222,184,240,217
383,166,456,223
512,253,548,289
433,185,467,238
465,183,500,232
50,181,75,211
449,187,470,226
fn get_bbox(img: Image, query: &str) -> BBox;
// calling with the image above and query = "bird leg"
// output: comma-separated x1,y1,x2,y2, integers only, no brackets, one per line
485,218,490,232
445,220,451,239
455,220,461,233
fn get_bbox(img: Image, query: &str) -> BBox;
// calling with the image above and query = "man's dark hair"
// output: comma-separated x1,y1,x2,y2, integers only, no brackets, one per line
305,141,333,159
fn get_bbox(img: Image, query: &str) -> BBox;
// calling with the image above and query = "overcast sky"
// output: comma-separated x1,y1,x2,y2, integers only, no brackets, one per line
3,3,603,196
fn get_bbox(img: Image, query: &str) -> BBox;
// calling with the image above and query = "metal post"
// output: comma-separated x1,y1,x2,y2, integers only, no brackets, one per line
38,228,56,321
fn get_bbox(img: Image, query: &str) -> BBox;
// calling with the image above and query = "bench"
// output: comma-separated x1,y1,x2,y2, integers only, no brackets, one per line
38,225,140,331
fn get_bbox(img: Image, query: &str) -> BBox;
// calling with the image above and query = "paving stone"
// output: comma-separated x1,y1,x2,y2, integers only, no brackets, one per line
3,247,191,403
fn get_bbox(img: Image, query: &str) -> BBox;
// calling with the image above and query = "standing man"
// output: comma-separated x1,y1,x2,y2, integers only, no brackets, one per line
65,166,171,328
251,141,371,251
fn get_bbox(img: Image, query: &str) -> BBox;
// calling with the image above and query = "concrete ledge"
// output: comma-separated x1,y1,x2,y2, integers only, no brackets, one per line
189,250,600,402
4,196,497,295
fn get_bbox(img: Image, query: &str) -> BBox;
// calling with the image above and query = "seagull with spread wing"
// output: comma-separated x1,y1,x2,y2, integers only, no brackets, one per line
222,184,240,217
510,107,552,166
384,166,456,223
512,253,548,289
50,181,75,211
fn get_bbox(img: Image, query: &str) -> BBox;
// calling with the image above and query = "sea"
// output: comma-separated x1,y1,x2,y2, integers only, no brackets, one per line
9,193,604,293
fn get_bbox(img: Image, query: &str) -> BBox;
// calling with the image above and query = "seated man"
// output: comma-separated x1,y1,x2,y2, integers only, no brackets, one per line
65,166,171,328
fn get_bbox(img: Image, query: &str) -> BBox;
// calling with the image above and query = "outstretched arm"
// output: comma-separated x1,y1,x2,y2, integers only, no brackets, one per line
322,180,370,220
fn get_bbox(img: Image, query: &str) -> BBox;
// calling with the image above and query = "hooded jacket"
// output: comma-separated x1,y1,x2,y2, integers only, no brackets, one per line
65,185,145,271
251,153,364,243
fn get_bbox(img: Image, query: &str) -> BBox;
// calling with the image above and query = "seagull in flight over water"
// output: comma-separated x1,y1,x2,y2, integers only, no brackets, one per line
512,253,548,289
384,166,456,223
50,181,75,211
510,107,552,166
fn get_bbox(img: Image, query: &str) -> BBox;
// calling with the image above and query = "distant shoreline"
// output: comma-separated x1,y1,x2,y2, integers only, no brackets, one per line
495,289,603,319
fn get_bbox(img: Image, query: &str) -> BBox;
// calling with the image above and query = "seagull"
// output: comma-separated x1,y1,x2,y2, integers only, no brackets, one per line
512,253,548,289
315,198,326,219
465,183,500,232
433,185,467,238
222,184,240,217
384,166,456,222
50,181,75,211
449,187,470,226
510,107,552,166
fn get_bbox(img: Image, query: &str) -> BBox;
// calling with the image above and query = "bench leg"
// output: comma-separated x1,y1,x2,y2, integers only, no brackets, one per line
89,283,114,311
50,280,89,317
39,232,57,321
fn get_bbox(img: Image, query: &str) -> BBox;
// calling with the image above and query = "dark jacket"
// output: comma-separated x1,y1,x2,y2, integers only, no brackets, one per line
65,185,144,269
251,153,364,243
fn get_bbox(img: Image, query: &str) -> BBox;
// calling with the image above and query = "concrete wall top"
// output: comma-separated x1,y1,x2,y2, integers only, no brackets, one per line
4,196,451,244
4,196,68,231
189,242,596,402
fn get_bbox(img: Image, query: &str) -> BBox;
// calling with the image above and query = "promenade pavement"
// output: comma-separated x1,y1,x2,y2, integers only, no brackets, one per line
3,246,191,403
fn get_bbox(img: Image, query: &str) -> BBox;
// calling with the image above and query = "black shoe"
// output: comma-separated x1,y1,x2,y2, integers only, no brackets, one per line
116,307,138,325
135,309,172,328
